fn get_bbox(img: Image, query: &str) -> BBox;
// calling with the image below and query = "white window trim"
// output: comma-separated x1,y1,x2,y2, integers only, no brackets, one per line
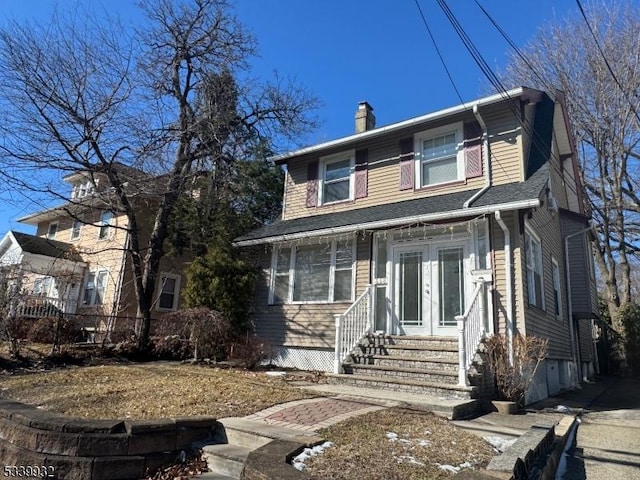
46,222,59,240
552,257,562,320
83,269,109,306
414,122,465,189
71,219,82,241
156,272,181,312
525,223,545,310
268,237,356,305
97,210,113,241
318,150,355,206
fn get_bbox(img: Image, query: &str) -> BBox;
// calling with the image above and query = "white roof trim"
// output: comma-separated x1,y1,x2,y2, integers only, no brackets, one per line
234,198,540,246
272,87,526,163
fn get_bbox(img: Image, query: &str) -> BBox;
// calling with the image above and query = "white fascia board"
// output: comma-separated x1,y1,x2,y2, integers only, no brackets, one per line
233,198,540,247
271,87,526,163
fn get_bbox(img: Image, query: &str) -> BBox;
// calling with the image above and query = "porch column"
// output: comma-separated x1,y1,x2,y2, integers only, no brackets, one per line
333,314,344,374
456,315,468,387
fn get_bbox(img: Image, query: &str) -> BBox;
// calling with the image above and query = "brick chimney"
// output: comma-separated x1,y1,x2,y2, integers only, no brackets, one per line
355,101,375,133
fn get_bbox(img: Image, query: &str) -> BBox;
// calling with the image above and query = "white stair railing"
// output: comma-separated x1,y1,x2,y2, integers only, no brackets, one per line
334,284,374,374
15,296,66,318
455,278,489,387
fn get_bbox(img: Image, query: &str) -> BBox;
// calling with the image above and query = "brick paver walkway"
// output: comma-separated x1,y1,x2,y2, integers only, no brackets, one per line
244,396,387,432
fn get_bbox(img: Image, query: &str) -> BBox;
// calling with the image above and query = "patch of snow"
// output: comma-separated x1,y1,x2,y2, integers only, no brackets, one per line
291,442,334,472
418,439,431,447
437,463,460,473
396,455,425,466
265,371,287,376
386,432,399,441
483,435,517,453
556,405,570,413
459,461,473,469
398,438,412,444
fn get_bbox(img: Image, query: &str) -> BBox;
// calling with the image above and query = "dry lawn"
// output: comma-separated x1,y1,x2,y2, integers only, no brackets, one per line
306,408,495,480
0,363,313,419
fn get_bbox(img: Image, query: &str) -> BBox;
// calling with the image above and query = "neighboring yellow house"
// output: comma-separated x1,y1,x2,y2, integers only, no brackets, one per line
235,87,599,404
0,168,188,332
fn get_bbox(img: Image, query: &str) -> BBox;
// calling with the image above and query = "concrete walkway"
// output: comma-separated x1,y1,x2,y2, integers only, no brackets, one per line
546,376,640,480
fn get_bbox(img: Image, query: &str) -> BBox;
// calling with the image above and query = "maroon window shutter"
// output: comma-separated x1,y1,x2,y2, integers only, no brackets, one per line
399,137,414,190
354,149,368,199
464,122,483,179
306,160,319,207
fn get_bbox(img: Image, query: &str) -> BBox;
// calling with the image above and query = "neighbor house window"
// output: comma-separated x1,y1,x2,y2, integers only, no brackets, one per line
415,123,463,188
270,238,354,304
98,211,113,240
71,219,82,240
46,222,58,239
320,151,354,204
525,226,545,309
157,273,181,311
33,276,53,297
83,270,108,305
552,258,562,318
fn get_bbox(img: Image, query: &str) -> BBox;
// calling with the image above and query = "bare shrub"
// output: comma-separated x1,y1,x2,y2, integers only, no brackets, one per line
229,335,270,369
486,333,548,404
162,308,232,361
27,316,84,354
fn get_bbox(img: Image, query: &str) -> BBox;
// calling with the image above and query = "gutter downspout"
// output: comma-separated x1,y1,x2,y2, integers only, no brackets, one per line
495,211,513,363
463,104,491,208
564,225,593,385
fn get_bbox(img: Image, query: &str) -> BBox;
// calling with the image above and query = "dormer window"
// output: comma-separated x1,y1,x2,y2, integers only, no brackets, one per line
319,151,354,205
73,180,96,200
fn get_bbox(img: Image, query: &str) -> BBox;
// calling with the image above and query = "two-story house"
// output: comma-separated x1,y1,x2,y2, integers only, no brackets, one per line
0,167,188,332
234,87,599,404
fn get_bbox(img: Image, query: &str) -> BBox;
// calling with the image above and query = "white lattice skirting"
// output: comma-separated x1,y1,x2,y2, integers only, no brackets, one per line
267,346,334,372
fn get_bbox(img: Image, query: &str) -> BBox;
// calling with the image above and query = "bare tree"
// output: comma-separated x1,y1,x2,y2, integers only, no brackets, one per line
500,1,640,323
0,0,318,348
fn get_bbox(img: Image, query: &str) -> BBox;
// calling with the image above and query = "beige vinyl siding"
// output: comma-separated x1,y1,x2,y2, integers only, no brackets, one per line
251,234,371,349
283,106,523,221
519,204,573,360
490,211,523,336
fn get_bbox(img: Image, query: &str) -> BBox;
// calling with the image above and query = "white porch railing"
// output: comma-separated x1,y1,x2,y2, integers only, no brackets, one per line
455,278,490,387
334,284,374,374
15,296,66,318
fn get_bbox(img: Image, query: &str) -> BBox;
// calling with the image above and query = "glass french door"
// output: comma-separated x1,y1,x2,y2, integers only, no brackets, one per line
393,242,467,336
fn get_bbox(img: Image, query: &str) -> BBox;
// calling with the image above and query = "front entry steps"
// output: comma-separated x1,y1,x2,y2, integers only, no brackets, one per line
327,334,480,401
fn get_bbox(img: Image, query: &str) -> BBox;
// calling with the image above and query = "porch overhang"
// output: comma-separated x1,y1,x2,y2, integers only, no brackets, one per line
234,197,540,247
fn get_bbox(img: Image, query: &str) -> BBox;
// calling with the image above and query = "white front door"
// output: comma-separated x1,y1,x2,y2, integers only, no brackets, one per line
393,240,468,336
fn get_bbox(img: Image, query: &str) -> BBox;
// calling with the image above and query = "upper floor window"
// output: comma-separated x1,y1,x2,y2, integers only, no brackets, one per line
72,181,96,200
98,211,113,240
525,226,545,309
46,222,58,239
157,273,180,311
320,151,354,204
71,219,82,240
415,123,464,188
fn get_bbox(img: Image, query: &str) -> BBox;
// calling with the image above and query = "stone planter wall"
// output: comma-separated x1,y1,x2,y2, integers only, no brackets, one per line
0,398,217,480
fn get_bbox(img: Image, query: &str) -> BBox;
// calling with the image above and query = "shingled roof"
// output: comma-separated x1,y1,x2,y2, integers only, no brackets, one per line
234,163,549,246
11,231,83,262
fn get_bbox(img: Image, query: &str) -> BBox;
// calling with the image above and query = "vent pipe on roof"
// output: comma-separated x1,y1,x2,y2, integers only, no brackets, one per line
355,101,376,133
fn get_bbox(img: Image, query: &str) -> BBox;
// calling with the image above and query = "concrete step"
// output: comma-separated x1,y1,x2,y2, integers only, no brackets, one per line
342,363,459,384
362,334,458,349
359,343,459,359
195,474,238,480
214,425,272,450
326,373,476,399
201,443,251,479
350,353,458,371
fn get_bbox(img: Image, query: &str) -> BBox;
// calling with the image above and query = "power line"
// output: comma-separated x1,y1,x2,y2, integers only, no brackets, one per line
575,0,640,127
413,0,465,106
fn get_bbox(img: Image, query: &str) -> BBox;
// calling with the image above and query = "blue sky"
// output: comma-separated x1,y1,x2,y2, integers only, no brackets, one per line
0,0,582,235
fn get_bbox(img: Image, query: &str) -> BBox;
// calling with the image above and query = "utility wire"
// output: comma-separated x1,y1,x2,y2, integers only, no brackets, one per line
413,0,465,106
575,0,640,126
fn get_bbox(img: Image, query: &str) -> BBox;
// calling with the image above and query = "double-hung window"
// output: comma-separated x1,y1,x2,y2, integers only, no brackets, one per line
83,270,108,305
320,152,354,204
98,211,113,240
415,123,463,188
525,226,545,309
71,219,82,240
270,238,354,304
46,222,58,239
157,273,180,311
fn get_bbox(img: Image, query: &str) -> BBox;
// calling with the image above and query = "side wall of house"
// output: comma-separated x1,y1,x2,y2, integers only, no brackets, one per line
283,102,523,221
250,234,371,371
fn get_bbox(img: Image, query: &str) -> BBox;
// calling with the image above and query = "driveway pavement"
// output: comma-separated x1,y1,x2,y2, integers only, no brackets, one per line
552,376,640,480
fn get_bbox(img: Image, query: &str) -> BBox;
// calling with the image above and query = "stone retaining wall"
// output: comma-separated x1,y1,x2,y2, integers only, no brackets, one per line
0,398,217,480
